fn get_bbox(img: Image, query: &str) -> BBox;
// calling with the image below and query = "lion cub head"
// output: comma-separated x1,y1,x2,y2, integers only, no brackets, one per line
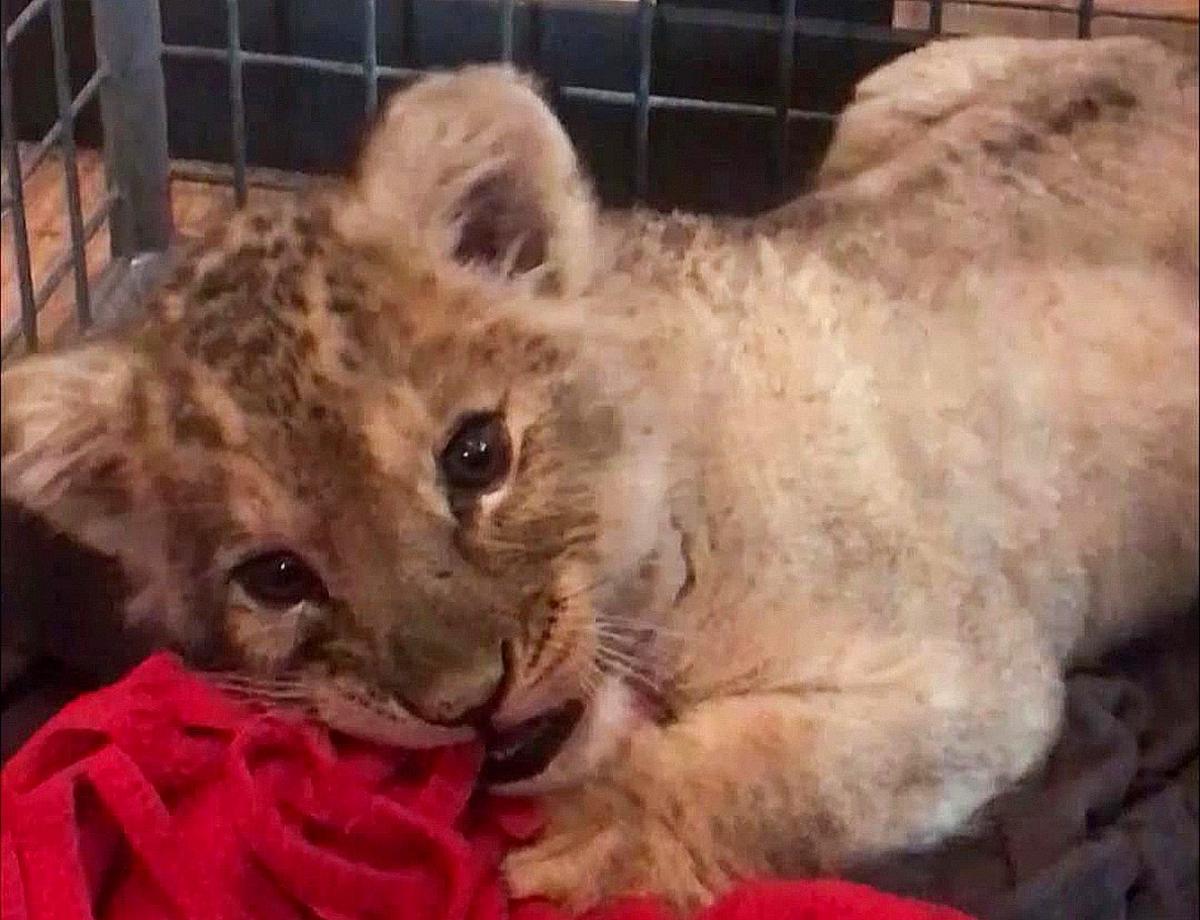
2,67,685,789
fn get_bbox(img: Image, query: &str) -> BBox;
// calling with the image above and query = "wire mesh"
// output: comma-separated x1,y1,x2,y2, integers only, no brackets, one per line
1,33,38,352
2,0,103,353
2,0,173,357
3,0,1198,358
49,0,91,328
153,0,1199,204
0,68,103,208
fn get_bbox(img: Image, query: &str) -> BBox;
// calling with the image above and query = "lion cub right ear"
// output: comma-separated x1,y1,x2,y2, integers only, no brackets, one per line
339,65,598,296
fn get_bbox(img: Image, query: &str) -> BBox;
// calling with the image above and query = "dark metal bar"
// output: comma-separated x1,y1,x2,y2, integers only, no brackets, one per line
560,84,836,121
660,1,1192,37
226,0,247,206
773,0,796,192
90,0,174,259
49,0,92,328
364,0,379,116
938,0,1078,13
162,44,423,81
170,158,308,192
1,36,38,351
929,0,944,35
500,0,517,63
4,0,52,45
1077,0,1094,37
957,0,1193,19
661,6,925,44
81,253,134,336
634,0,653,200
1093,7,1197,24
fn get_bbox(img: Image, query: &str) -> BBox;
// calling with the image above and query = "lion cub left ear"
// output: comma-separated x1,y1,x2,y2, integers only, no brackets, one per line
341,65,597,295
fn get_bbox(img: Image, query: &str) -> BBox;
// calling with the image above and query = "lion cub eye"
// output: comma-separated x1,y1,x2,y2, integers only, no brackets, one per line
440,412,512,493
231,551,327,608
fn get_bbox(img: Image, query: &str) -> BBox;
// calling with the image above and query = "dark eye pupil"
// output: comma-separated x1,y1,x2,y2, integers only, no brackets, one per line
233,552,325,607
440,413,511,491
454,436,492,469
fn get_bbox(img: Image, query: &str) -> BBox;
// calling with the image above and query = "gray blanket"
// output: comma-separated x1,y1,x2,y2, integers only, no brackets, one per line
851,609,1198,920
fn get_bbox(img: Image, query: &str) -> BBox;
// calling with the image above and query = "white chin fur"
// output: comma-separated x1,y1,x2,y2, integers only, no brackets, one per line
489,674,644,796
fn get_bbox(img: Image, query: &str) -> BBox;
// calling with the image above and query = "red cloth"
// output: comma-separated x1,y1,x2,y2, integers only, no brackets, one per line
1,654,974,920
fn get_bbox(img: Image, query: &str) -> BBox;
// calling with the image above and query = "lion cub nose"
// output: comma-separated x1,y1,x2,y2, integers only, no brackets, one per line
390,641,511,727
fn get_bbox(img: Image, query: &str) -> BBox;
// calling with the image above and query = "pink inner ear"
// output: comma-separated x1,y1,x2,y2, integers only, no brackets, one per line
452,173,548,276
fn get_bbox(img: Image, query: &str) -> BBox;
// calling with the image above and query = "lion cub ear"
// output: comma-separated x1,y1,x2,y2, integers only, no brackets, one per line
1,346,143,554
340,65,598,295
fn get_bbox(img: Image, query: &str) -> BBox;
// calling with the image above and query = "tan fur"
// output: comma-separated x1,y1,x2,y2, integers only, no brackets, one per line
2,38,1196,910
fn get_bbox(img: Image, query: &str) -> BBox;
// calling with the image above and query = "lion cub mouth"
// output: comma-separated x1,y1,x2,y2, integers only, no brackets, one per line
481,699,585,786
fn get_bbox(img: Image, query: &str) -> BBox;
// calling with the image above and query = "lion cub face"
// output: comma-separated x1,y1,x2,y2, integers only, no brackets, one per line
1,67,680,788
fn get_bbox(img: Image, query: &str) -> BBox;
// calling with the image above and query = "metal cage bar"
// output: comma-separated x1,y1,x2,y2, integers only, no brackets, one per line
663,7,914,43
634,0,654,200
1078,0,1095,38
226,0,248,205
4,0,52,44
1094,6,1198,24
49,0,93,328
774,0,797,191
930,0,945,35
163,44,421,82
950,0,1195,24
170,157,307,192
558,84,837,121
364,0,379,116
91,0,173,260
1,35,39,351
500,0,517,63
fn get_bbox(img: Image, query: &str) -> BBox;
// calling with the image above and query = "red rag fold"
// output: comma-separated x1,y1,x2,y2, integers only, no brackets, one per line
0,654,976,920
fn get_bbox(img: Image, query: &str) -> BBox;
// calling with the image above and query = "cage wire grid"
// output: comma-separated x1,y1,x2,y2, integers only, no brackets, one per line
2,0,1198,359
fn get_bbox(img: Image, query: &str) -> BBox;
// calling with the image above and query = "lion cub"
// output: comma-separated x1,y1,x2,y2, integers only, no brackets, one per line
2,36,1196,910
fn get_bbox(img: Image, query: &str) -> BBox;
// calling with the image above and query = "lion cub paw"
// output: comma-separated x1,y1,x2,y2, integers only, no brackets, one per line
503,783,722,913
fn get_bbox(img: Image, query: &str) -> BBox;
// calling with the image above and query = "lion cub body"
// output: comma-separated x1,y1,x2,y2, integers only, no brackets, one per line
2,36,1196,909
597,34,1197,689
513,38,1197,901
